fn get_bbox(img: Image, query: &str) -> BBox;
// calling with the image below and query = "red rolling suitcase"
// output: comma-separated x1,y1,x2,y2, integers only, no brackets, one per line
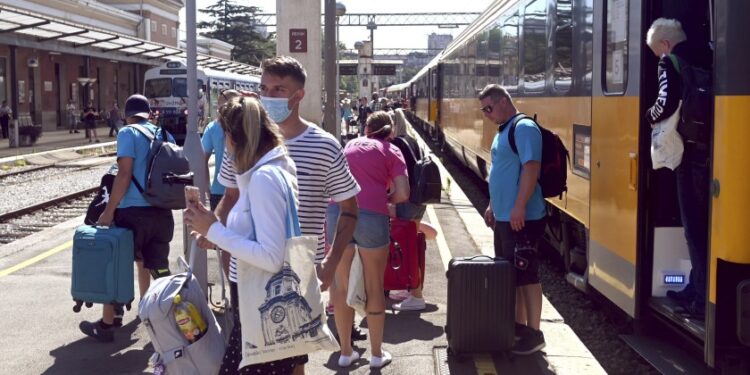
446,255,515,356
384,218,426,291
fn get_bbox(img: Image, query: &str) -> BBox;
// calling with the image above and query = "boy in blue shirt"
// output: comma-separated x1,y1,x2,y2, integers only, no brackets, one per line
80,94,175,342
479,84,546,355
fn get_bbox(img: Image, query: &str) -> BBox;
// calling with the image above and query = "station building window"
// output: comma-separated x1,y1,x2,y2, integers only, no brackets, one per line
151,20,157,33
0,57,6,104
604,0,628,94
162,24,167,36
172,27,177,38
523,0,547,94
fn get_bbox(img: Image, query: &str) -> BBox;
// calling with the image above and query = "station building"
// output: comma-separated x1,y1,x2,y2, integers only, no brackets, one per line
0,1,249,131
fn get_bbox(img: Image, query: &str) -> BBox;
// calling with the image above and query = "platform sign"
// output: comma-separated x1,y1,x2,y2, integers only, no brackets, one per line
290,29,308,53
373,64,397,76
340,65,357,76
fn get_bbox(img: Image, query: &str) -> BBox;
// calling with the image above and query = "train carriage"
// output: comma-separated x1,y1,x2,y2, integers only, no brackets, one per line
404,0,750,372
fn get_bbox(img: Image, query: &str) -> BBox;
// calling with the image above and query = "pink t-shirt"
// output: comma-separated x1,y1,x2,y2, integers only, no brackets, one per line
344,137,407,215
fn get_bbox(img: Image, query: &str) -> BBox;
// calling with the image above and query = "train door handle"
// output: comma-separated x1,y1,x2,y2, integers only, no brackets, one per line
628,152,638,191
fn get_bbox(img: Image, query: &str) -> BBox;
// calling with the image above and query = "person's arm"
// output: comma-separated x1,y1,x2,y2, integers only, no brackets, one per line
509,122,543,231
387,144,410,203
646,57,681,124
318,196,358,290
388,175,410,203
97,157,132,226
205,170,288,273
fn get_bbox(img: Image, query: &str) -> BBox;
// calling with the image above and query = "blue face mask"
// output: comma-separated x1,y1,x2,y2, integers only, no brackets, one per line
260,96,292,123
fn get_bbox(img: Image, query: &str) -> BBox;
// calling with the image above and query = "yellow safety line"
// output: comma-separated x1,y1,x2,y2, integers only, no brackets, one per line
426,205,499,375
426,205,452,272
0,240,72,278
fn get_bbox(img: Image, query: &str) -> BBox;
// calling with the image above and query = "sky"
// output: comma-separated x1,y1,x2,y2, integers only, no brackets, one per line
180,0,492,51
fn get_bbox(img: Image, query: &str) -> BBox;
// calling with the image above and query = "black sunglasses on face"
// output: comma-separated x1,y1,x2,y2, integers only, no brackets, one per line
481,104,493,114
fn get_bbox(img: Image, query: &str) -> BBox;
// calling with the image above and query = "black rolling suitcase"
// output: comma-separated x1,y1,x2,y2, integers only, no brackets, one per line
446,255,515,356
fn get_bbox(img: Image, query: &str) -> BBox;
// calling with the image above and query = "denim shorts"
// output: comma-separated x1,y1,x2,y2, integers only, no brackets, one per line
396,202,426,221
326,205,390,249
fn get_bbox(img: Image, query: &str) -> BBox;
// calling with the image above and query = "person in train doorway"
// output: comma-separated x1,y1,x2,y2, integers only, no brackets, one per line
199,56,363,373
479,84,547,355
645,18,712,318
80,94,175,342
0,100,12,139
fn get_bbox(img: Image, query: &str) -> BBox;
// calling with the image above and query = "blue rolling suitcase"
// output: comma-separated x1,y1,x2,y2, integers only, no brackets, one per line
71,225,135,312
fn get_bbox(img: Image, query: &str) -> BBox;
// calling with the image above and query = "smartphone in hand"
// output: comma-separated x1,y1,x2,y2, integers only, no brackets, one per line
185,186,200,207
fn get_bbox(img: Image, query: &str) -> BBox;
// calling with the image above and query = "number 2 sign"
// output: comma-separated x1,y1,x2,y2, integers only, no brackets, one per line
289,29,308,53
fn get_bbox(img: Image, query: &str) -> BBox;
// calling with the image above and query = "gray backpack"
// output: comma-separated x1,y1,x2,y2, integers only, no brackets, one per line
129,124,193,209
138,256,225,374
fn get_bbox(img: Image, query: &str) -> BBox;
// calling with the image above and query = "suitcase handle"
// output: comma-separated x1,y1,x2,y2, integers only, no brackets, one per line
389,238,403,270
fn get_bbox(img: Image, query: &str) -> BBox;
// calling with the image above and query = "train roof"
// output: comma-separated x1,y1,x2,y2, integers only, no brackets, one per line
386,82,411,92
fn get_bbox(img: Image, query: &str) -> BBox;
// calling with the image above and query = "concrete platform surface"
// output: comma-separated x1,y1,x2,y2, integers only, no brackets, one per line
0,134,606,375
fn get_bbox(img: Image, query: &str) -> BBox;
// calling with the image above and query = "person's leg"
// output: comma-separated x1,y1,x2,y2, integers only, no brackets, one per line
674,145,710,309
520,284,542,330
331,244,356,356
515,292,528,325
136,260,151,297
358,246,389,358
92,126,100,142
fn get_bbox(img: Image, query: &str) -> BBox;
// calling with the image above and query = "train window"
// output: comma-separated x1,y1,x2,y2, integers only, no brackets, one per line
523,0,547,94
144,78,171,98
172,78,204,98
488,21,502,81
467,38,477,97
501,12,520,92
604,0,628,94
554,0,573,93
476,30,489,90
583,0,594,92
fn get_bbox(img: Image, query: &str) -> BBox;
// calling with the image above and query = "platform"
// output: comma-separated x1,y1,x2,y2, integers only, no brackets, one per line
0,136,606,375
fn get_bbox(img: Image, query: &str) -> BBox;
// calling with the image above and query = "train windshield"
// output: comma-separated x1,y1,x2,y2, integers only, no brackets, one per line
144,78,172,98
172,78,205,98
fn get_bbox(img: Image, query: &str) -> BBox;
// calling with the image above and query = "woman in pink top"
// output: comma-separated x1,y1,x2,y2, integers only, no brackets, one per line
326,111,409,369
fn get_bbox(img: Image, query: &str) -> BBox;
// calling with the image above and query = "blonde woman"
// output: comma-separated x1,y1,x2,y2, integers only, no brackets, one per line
185,97,307,374
388,108,438,311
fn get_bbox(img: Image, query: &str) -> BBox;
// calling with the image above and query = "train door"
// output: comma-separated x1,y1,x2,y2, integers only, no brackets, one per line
428,65,442,140
588,0,641,318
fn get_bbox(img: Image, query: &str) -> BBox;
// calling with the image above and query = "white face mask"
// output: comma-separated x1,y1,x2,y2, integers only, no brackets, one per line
260,96,292,123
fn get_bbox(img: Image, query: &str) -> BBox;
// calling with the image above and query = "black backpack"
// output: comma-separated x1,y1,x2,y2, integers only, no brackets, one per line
668,54,712,143
506,114,569,199
129,124,193,209
84,164,118,225
392,136,442,205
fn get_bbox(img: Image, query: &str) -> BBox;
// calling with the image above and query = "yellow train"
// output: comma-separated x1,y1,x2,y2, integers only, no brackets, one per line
405,0,750,372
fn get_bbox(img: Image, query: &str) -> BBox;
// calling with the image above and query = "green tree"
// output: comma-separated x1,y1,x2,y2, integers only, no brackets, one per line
197,0,275,66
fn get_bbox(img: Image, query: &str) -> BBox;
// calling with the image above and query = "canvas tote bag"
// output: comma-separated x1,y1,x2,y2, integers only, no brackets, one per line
346,250,367,316
236,169,339,368
651,102,684,170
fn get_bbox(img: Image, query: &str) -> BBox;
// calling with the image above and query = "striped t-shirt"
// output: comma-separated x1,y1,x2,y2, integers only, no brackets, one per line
218,124,361,282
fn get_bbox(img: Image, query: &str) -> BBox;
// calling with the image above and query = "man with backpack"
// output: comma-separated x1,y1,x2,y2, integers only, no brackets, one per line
645,18,712,318
479,84,546,355
80,94,175,342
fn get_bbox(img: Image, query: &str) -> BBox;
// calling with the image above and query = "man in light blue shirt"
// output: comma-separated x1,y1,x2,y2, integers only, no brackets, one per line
479,84,546,355
80,94,175,343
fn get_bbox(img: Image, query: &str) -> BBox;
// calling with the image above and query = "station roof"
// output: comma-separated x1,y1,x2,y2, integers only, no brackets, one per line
0,4,261,75
339,60,404,65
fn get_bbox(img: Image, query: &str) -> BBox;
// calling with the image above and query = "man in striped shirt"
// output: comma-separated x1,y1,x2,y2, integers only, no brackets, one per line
210,57,364,356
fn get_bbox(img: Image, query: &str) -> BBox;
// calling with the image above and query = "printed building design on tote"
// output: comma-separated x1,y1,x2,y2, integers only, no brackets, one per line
258,263,322,346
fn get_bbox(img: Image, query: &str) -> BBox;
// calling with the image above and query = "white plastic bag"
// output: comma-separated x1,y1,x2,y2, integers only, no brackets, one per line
651,102,684,170
346,250,367,316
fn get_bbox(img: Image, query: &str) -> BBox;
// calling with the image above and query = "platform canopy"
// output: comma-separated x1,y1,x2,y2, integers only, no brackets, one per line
0,4,261,75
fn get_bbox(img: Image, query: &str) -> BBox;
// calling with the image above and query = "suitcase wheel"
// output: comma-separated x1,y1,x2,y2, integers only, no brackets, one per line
73,300,83,313
85,302,93,308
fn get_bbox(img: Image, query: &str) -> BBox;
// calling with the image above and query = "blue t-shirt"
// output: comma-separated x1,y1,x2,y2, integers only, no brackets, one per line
116,121,175,208
201,120,225,195
488,114,546,222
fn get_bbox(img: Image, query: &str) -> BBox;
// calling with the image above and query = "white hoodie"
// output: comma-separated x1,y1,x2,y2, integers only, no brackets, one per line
206,146,298,274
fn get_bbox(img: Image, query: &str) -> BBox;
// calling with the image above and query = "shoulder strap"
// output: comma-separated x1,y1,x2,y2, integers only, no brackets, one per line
506,113,536,155
125,123,157,194
668,54,681,72
273,168,302,238
393,136,420,164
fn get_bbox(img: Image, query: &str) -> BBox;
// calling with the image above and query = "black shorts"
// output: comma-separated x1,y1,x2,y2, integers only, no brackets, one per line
84,119,96,130
494,219,546,286
115,206,174,271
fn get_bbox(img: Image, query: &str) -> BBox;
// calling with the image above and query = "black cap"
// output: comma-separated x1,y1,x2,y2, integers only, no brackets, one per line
124,94,151,119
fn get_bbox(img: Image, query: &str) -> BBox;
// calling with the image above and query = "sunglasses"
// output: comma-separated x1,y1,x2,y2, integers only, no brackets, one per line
481,104,494,114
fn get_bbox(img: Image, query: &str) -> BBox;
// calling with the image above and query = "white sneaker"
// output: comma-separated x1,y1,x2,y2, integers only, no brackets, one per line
389,289,410,301
393,295,426,311
370,350,392,369
338,350,360,367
